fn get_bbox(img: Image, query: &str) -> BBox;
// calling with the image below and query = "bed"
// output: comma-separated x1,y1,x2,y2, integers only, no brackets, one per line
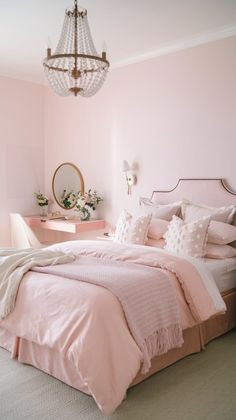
0,178,236,415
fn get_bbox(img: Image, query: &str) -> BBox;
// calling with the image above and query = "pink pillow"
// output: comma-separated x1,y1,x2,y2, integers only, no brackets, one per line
207,221,236,245
181,200,235,224
147,218,169,240
164,216,210,258
140,198,181,221
146,238,165,248
205,243,236,259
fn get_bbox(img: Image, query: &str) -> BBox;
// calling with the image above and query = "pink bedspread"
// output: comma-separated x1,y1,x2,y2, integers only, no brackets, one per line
33,256,184,374
0,240,226,415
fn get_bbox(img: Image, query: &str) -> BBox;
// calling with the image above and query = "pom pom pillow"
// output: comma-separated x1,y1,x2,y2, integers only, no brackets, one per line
164,216,210,258
114,209,152,245
113,209,132,243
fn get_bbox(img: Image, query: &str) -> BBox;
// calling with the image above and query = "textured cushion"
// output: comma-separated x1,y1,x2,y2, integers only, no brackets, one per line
129,214,152,245
147,218,169,240
114,210,152,245
140,198,181,221
207,221,236,245
181,200,235,224
113,209,132,243
205,243,236,259
164,216,210,258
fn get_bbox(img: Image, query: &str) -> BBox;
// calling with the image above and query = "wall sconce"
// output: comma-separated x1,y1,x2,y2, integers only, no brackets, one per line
122,160,137,195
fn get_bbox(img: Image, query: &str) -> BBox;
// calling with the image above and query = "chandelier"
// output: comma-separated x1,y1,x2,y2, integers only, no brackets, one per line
43,0,110,97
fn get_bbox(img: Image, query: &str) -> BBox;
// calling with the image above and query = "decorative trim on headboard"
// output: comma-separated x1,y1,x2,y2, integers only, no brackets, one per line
151,178,236,199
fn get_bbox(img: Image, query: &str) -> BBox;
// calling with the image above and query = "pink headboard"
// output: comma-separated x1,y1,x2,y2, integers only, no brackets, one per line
151,179,236,207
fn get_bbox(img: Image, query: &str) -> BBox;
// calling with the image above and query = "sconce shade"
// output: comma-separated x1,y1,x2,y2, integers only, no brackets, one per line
122,160,131,172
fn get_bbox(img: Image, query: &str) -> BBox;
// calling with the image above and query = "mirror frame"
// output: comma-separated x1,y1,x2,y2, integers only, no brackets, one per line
52,162,84,210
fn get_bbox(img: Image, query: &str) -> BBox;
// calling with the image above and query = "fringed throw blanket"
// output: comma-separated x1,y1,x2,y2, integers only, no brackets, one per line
33,256,183,373
0,248,75,319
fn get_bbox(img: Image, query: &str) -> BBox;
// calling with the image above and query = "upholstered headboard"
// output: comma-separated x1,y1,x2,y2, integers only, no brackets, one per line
151,179,236,207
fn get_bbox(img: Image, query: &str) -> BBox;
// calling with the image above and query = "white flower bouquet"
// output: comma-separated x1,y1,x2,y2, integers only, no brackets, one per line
34,191,49,207
75,189,103,221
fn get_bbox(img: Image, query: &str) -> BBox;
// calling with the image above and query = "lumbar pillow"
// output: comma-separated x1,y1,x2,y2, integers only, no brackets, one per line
181,200,235,224
164,215,210,258
114,210,152,245
207,220,236,245
139,198,181,221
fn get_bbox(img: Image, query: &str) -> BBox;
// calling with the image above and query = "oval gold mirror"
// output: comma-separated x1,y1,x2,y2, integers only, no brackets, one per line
52,162,84,209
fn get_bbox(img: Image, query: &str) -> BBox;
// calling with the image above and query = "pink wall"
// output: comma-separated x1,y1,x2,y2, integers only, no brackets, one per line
0,77,45,246
44,36,236,226
1,35,235,246
43,77,114,220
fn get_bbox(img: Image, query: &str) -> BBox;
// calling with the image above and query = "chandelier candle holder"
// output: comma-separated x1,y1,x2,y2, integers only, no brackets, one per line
43,0,110,97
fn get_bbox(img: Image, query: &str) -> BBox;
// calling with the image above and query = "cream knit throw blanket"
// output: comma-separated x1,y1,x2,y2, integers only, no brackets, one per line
0,248,75,320
33,255,183,373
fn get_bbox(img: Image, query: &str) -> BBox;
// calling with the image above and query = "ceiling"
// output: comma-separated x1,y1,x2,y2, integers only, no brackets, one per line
0,0,236,85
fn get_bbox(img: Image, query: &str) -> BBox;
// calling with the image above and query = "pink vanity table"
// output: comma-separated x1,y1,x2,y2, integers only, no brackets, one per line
24,216,106,243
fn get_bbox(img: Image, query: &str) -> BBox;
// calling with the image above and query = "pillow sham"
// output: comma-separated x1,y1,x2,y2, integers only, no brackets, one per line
147,218,169,240
207,221,236,245
164,215,210,258
205,243,236,259
181,200,235,224
114,210,152,245
140,198,181,221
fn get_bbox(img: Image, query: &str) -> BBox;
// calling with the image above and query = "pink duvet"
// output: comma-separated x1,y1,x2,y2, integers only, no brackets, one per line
0,240,225,415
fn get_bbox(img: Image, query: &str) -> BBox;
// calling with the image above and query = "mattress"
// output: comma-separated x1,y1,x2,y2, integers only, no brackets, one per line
203,257,236,293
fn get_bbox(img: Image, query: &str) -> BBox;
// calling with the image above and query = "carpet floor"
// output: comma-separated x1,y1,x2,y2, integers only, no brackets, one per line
0,329,235,420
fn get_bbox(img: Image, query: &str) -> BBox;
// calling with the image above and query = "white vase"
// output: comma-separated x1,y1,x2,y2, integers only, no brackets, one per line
80,207,91,221
40,206,48,217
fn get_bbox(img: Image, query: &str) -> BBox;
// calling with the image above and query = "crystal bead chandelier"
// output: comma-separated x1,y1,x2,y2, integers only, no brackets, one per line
43,0,110,97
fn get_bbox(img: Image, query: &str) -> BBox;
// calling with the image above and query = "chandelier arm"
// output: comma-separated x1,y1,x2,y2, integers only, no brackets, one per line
43,64,69,73
45,53,109,66
44,63,107,74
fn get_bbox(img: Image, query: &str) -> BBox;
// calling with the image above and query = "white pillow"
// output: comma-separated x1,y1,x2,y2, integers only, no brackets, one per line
164,215,210,258
114,210,152,245
181,200,235,224
140,198,181,221
113,209,132,243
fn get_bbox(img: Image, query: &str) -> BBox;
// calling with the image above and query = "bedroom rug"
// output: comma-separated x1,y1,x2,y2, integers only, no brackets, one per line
0,329,235,420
